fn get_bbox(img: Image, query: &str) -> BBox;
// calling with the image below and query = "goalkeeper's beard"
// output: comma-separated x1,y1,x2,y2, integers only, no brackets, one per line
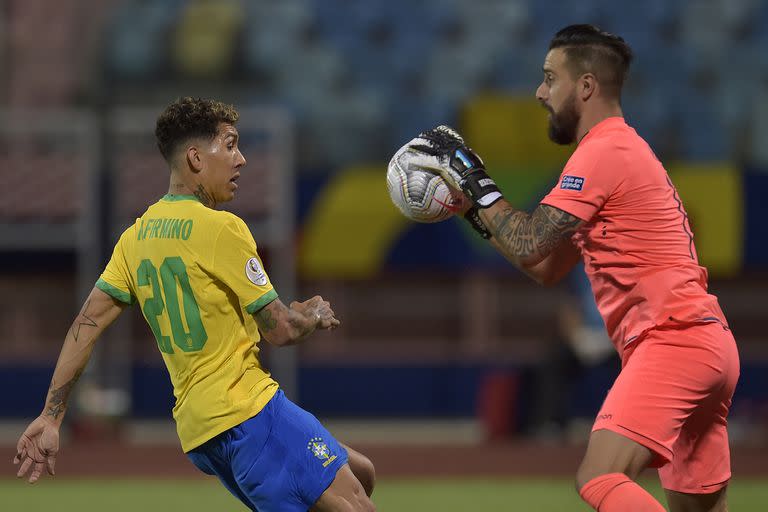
547,92,580,145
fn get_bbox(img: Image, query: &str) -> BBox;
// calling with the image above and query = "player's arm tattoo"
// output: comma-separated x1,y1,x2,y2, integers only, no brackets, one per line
69,299,98,343
288,310,316,339
255,299,320,345
194,184,215,208
255,308,278,333
486,204,582,263
45,368,84,420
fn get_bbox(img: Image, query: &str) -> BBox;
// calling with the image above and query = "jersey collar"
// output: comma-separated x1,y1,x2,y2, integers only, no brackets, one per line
162,194,201,203
579,116,626,146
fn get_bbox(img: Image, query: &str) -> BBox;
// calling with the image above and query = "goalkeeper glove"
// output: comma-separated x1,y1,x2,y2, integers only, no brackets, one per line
410,125,502,208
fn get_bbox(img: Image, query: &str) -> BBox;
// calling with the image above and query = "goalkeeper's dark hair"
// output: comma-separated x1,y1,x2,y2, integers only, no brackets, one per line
155,97,239,163
549,24,633,98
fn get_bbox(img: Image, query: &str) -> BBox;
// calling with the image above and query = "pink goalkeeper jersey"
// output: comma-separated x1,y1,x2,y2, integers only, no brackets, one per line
541,117,727,352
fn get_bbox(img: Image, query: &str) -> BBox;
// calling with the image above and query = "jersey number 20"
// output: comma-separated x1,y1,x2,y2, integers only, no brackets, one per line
137,257,208,353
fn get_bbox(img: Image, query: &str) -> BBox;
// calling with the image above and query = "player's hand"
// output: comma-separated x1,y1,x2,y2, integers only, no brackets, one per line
291,296,340,331
408,125,502,208
396,125,466,191
14,415,60,484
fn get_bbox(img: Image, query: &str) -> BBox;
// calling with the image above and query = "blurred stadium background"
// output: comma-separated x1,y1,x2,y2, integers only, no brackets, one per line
1,0,767,509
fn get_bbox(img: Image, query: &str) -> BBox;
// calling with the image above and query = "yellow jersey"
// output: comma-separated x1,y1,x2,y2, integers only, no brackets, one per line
97,194,279,451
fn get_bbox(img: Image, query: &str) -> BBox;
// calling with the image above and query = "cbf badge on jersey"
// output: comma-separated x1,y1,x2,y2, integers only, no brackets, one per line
245,257,268,286
560,175,585,191
307,437,338,468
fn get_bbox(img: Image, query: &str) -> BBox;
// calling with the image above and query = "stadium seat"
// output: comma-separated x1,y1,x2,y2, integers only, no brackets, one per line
243,0,315,75
461,93,571,170
171,0,244,78
106,1,182,80
667,163,743,276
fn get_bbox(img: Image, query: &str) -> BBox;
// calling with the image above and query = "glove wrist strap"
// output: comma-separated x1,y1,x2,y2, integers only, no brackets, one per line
461,170,502,208
476,191,502,207
449,149,501,208
464,207,492,239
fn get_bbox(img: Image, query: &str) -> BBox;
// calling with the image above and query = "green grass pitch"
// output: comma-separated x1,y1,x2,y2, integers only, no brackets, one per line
2,478,766,511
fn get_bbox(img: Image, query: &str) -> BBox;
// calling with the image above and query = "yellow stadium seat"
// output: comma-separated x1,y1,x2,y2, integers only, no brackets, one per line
667,163,743,277
172,0,243,77
461,93,572,170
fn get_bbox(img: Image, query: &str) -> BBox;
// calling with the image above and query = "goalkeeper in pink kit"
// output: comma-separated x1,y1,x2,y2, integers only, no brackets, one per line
405,24,739,512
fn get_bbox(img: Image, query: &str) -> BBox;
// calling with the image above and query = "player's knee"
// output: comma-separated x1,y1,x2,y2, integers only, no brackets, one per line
576,459,601,492
576,461,611,492
576,430,654,491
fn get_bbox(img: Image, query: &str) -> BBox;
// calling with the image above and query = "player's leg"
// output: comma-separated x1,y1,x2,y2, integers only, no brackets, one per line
575,330,677,511
187,439,258,510
340,443,376,497
659,324,739,512
311,463,376,512
576,429,665,511
577,323,738,512
661,414,731,512
576,428,654,486
227,390,374,511
665,488,727,512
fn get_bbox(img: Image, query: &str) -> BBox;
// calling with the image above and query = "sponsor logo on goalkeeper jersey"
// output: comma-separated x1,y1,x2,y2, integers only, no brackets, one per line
560,175,585,191
307,437,338,467
245,257,268,286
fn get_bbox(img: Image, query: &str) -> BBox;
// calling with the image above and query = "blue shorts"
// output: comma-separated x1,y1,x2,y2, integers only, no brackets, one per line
187,390,348,511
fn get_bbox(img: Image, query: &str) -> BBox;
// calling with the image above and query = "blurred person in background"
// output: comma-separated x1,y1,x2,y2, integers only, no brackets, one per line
14,97,376,512
528,265,618,441
404,24,738,512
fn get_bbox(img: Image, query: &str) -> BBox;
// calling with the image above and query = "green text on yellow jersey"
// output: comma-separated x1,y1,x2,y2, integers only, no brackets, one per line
97,194,279,451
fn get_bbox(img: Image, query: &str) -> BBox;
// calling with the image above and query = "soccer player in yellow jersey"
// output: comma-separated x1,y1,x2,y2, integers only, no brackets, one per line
14,97,376,512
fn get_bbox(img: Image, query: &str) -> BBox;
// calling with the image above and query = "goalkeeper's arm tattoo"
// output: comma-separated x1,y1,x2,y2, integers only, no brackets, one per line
487,204,582,264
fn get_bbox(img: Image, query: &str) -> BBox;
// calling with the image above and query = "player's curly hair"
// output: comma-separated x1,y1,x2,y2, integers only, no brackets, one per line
549,24,634,98
155,97,239,162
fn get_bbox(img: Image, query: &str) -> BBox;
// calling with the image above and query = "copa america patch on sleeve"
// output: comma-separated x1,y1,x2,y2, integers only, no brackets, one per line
245,257,268,286
560,175,585,191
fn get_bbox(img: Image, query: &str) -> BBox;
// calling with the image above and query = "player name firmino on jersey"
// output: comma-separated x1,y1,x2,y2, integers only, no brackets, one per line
137,218,194,241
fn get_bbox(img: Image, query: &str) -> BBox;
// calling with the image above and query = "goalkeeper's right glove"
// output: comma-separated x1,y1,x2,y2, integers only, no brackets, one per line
410,125,503,208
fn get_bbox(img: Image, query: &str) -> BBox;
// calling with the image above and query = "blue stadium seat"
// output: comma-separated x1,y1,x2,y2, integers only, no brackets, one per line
491,45,544,93
242,0,316,76
600,0,681,34
677,92,730,161
391,96,457,149
106,1,183,80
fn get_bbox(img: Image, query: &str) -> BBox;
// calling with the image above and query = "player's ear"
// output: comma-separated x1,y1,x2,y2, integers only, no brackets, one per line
186,145,203,173
579,73,596,101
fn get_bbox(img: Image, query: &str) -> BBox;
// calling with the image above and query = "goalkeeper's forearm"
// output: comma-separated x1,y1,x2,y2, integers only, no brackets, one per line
477,199,582,285
41,287,126,426
478,200,551,267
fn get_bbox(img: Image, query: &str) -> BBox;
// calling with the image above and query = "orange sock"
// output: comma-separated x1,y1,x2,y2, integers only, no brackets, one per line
579,473,665,511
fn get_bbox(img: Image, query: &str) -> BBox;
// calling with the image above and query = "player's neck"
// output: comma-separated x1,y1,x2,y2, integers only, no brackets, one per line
167,181,216,208
577,103,624,143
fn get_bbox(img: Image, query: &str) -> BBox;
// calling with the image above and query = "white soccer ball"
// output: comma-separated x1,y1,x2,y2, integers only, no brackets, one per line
386,145,466,223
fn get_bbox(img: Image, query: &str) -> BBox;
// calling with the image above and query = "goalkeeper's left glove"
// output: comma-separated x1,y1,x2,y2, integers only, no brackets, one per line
410,125,502,208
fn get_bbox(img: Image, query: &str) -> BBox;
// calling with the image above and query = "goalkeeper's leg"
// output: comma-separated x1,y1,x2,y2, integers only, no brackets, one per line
579,323,737,511
576,429,665,511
